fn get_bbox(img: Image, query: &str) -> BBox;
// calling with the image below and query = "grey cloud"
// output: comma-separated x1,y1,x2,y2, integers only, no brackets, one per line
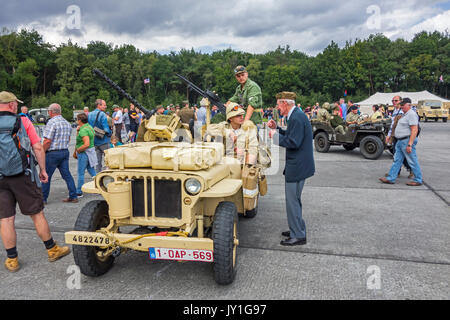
0,0,444,54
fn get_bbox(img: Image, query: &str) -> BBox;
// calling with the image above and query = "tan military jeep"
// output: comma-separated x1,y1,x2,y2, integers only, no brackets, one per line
417,100,448,122
64,113,265,285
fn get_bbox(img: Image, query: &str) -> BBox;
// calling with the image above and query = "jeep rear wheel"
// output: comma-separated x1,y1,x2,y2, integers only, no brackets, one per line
360,136,384,160
443,118,447,123
73,200,115,277
212,201,238,285
314,132,330,153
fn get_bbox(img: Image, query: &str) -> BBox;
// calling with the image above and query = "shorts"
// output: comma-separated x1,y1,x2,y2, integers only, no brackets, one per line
0,172,44,219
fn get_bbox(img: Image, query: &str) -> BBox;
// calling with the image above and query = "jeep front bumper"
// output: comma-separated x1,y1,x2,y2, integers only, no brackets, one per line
65,231,215,252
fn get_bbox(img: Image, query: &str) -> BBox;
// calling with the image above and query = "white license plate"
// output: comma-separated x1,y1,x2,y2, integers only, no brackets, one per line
149,247,214,262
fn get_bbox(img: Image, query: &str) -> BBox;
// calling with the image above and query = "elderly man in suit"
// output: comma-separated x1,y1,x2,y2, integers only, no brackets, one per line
268,92,315,246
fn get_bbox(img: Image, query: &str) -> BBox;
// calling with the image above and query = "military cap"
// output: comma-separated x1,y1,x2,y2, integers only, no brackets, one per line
0,91,23,104
333,106,341,112
322,102,330,110
234,65,247,75
200,97,210,107
226,102,245,120
349,105,358,111
182,100,189,105
112,104,120,109
276,91,296,101
400,97,412,105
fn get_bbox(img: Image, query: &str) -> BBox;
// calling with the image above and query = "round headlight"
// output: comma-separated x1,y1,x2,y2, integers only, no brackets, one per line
101,175,115,189
185,178,201,195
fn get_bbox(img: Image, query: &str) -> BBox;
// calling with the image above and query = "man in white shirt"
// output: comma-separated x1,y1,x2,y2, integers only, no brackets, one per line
112,105,123,143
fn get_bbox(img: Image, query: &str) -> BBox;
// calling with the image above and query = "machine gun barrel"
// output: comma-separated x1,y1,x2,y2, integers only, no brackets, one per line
93,68,154,119
175,74,226,114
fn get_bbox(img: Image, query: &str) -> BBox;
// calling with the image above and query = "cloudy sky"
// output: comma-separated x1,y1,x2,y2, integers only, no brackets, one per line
1,0,449,55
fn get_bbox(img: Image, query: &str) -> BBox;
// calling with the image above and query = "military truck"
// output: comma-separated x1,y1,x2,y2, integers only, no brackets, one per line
64,70,267,285
417,100,448,122
443,102,450,120
311,117,392,160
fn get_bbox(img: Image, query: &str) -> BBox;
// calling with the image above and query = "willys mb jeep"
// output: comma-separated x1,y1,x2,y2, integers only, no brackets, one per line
64,70,268,285
311,117,392,160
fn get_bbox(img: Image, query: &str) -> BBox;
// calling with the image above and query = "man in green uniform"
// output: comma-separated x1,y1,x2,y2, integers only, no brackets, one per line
179,100,196,124
316,102,331,122
330,106,347,135
228,65,263,125
346,105,362,124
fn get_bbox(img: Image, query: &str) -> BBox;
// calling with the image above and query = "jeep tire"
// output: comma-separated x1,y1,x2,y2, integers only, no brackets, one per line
212,201,238,285
73,200,115,277
314,132,330,153
360,135,384,160
36,114,46,124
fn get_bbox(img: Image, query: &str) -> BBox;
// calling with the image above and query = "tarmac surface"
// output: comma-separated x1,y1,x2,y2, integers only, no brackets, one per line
1,121,449,300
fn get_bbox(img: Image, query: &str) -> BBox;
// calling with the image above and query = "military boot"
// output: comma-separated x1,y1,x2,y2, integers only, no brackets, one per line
5,257,20,272
47,243,71,262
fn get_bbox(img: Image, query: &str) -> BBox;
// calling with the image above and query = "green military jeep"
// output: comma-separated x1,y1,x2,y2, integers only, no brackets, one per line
311,118,392,160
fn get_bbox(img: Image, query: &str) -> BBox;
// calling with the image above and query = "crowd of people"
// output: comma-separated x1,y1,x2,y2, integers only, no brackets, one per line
0,63,425,274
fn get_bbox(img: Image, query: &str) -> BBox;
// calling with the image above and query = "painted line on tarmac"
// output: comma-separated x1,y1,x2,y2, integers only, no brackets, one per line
422,181,450,207
16,225,450,267
238,244,450,267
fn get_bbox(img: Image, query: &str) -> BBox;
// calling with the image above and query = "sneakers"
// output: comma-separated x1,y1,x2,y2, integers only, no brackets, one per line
5,257,20,272
47,244,71,262
77,193,83,198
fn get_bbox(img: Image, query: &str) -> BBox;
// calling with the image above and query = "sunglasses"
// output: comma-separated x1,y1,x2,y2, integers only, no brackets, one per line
234,66,246,73
392,99,399,102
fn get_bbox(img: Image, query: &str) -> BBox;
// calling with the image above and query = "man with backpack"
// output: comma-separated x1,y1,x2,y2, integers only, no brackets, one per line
0,91,70,272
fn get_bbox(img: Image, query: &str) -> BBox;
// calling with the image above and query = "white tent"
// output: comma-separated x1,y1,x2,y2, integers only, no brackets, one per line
355,91,450,114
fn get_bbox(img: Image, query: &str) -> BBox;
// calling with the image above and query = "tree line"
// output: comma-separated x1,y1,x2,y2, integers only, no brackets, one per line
0,28,449,120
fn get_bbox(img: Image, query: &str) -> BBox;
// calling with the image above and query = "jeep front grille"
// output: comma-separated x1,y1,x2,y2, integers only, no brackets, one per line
131,177,182,219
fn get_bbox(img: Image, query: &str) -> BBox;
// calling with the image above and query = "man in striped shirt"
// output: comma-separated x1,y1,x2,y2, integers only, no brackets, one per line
42,103,78,203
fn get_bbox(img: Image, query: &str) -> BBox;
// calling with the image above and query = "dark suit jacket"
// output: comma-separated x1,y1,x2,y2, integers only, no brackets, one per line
275,107,315,182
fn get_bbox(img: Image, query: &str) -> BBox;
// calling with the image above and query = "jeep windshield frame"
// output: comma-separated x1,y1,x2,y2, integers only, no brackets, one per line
424,101,442,107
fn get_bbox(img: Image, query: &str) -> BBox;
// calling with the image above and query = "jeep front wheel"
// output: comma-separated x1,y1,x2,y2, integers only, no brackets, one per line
73,200,115,277
212,201,238,285
360,136,384,160
314,132,330,153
